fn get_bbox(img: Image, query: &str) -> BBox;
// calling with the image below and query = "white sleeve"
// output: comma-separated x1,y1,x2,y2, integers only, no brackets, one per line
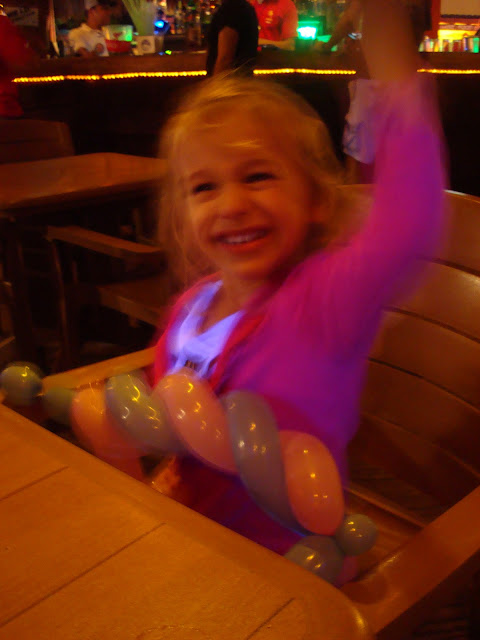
68,29,87,54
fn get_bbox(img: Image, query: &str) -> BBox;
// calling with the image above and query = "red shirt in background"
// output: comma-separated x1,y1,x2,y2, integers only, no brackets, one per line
0,15,33,117
251,0,298,41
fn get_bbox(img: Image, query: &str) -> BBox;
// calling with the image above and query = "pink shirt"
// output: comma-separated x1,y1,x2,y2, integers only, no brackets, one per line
251,0,298,41
154,77,446,554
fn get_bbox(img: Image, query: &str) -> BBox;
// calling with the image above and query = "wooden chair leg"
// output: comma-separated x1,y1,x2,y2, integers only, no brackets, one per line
0,335,16,370
3,223,37,361
1,243,19,368
47,239,80,371
468,572,480,639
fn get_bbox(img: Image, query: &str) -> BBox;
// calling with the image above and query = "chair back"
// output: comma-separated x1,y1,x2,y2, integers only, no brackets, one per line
347,188,480,513
0,118,74,164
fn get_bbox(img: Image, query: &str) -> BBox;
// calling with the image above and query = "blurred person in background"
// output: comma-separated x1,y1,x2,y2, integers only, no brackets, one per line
250,0,297,51
0,10,36,118
324,0,340,34
319,1,430,55
68,0,115,57
316,0,431,183
110,0,129,22
206,0,259,76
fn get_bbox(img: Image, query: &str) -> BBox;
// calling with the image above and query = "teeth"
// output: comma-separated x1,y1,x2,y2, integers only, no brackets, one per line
222,231,266,245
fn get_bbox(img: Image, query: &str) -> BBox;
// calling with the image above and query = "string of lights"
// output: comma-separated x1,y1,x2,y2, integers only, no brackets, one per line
14,66,480,84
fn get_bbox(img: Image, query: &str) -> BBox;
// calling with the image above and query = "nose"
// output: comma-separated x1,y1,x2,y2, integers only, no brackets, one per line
217,182,248,219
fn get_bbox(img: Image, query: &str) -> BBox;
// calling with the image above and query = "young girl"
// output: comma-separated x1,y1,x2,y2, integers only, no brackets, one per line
150,1,446,556
57,3,424,562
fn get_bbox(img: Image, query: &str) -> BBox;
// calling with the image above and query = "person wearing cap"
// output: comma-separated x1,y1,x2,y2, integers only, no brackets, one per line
250,0,298,51
68,0,114,57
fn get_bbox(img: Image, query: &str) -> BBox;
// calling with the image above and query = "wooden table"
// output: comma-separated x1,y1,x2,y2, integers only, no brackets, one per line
0,153,166,215
0,153,166,362
0,403,372,640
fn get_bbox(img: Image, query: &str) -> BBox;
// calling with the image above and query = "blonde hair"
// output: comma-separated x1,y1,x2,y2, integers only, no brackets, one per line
157,74,349,288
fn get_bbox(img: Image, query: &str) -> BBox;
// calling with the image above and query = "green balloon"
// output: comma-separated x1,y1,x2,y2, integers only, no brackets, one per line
285,535,344,584
8,361,44,379
42,387,75,426
335,514,378,556
0,364,43,406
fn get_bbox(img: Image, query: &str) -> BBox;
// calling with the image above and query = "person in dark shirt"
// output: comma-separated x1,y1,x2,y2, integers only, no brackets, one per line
206,0,258,76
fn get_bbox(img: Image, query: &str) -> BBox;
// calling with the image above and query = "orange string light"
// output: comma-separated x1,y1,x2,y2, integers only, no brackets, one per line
12,67,480,84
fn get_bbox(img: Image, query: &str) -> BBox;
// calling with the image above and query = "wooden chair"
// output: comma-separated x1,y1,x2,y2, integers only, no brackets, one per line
32,189,480,638
0,119,75,365
0,118,74,164
341,187,480,638
0,279,16,369
46,225,174,370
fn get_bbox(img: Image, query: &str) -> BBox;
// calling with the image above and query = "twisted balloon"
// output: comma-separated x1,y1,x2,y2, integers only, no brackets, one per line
104,369,344,535
1,363,377,583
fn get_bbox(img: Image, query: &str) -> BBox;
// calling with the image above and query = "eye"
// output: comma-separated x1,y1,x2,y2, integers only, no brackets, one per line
245,171,275,184
191,182,215,195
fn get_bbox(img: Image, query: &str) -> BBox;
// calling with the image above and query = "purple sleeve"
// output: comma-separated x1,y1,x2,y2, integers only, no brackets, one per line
308,76,446,351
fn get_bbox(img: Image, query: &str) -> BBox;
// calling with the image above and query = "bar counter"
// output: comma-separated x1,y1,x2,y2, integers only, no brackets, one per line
16,49,480,76
16,50,480,197
18,47,358,76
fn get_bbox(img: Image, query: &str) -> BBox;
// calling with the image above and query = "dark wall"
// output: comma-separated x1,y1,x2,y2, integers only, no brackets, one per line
19,72,349,157
18,70,480,197
435,74,480,196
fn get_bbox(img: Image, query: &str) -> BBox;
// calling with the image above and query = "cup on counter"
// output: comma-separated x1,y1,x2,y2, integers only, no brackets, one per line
467,37,480,53
103,24,133,54
133,34,165,55
422,37,433,52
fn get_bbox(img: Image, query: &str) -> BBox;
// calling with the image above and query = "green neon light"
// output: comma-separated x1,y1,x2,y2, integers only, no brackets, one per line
297,25,317,40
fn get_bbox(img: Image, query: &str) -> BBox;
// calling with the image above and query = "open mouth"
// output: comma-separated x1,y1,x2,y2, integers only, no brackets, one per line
217,229,269,246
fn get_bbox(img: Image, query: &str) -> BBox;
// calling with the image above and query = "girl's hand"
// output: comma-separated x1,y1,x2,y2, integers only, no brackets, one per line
360,0,420,83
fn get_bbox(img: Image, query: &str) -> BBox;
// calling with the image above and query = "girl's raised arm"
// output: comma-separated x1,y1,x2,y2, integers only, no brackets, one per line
309,0,446,352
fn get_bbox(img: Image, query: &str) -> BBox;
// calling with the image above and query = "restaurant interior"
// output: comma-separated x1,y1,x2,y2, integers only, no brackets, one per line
1,1,480,639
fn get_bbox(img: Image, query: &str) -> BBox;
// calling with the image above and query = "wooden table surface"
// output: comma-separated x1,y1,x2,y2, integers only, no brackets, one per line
0,402,373,640
0,153,166,216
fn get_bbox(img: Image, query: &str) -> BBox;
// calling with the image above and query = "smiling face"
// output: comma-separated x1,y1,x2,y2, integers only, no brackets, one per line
178,112,323,300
